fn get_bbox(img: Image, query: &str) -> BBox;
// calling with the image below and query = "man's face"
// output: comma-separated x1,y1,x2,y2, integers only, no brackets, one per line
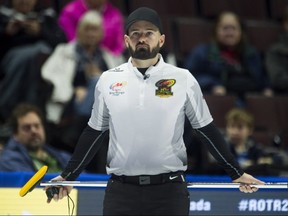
124,21,165,60
14,112,45,151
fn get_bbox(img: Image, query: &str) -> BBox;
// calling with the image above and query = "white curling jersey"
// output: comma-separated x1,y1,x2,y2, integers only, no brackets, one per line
88,55,213,176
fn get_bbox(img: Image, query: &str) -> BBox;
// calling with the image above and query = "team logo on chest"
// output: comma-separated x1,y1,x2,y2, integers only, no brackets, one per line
155,79,176,98
109,81,127,96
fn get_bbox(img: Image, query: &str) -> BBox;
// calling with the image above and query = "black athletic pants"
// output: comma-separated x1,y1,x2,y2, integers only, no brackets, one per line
103,178,190,215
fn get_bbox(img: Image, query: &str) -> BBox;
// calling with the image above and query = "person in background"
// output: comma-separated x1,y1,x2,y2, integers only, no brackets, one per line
58,0,125,55
0,142,4,153
45,7,264,216
205,108,287,176
265,5,288,94
225,108,269,169
41,11,124,172
0,0,66,122
184,11,273,106
0,103,71,172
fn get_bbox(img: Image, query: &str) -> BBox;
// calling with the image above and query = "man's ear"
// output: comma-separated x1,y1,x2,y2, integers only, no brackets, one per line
159,34,165,48
124,35,130,48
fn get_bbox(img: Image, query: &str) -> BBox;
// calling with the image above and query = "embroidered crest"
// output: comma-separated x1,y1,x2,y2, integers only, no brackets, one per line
155,79,176,98
109,81,127,96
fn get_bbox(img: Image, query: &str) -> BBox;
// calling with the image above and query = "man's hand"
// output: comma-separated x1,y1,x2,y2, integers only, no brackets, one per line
212,85,226,96
233,173,265,193
45,175,73,203
5,20,22,35
22,20,41,36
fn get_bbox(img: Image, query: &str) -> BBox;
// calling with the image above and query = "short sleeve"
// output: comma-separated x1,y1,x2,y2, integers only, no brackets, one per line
185,73,213,129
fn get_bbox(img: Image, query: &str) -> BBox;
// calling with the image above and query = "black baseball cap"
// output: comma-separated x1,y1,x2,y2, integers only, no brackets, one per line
125,7,163,34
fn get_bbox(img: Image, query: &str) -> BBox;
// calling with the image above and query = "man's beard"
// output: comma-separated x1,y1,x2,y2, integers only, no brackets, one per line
25,135,44,152
128,42,160,60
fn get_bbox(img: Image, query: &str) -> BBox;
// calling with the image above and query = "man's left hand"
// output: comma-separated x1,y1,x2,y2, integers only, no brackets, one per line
233,173,265,193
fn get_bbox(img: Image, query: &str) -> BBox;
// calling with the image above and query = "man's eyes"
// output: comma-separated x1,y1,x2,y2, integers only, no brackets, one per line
131,32,140,37
146,32,153,36
130,31,154,37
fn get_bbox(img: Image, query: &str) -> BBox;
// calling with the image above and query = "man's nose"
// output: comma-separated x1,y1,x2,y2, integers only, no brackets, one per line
28,123,41,132
138,33,147,42
30,125,39,133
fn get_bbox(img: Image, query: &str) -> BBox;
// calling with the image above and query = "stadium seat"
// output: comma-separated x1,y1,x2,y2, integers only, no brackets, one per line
269,0,288,21
245,95,280,133
170,17,213,65
204,94,237,129
244,19,282,53
110,0,128,16
200,0,269,20
274,96,288,148
253,131,276,147
128,0,199,17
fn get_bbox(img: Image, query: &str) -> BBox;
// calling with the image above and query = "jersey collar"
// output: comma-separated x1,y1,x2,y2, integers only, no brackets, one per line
128,54,165,78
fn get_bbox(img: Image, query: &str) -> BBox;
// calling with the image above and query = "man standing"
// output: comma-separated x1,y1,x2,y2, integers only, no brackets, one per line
47,7,264,215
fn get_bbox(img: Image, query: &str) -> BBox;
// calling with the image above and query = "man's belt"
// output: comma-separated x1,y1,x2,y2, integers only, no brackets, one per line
111,171,185,185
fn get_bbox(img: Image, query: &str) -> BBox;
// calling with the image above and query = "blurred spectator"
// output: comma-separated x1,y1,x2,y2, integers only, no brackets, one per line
225,108,269,169
58,0,125,55
205,108,288,176
265,5,288,94
0,0,66,122
0,142,4,153
41,11,124,173
184,11,273,106
0,103,71,172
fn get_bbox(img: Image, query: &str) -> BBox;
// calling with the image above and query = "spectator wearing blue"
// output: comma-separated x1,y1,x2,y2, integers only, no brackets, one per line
184,11,273,105
0,103,71,172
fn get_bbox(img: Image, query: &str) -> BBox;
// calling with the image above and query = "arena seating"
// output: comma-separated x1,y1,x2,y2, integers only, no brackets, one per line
269,0,288,21
169,17,213,65
200,0,269,20
245,19,283,53
203,94,237,130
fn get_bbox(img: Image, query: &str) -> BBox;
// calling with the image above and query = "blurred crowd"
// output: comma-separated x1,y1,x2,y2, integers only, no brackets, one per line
0,0,288,176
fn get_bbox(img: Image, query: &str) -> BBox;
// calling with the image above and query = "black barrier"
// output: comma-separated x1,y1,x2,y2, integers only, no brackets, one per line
76,189,288,215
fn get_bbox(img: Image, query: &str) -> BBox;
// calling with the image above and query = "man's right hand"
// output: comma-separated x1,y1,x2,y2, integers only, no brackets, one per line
45,175,73,203
6,20,21,35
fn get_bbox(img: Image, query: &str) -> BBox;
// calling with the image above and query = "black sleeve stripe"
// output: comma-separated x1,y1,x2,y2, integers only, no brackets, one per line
194,122,244,180
195,128,242,178
61,126,108,180
65,130,108,180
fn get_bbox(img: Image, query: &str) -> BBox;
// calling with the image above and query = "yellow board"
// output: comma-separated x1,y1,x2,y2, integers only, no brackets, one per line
0,188,78,215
